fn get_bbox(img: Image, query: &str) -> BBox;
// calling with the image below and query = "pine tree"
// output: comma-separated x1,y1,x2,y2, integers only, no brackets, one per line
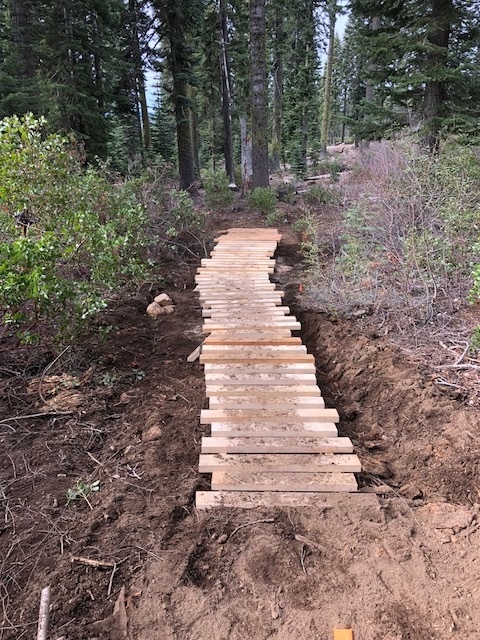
250,0,269,188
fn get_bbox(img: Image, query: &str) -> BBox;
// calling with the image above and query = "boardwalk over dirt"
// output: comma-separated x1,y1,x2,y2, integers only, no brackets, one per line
195,228,359,508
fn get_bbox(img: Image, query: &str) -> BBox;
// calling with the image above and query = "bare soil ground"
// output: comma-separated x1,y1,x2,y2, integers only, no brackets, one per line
2,201,480,640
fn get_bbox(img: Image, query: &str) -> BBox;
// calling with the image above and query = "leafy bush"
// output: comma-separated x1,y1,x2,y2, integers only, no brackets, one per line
203,171,234,208
0,114,150,341
166,189,204,238
248,187,277,216
302,139,480,325
303,184,337,206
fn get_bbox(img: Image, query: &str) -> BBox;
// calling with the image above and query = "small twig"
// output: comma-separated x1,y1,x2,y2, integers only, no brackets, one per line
300,544,307,574
294,534,326,554
39,346,71,405
228,518,275,539
453,342,470,366
434,363,480,370
107,562,117,597
0,412,73,426
71,556,115,569
86,452,104,467
36,586,50,640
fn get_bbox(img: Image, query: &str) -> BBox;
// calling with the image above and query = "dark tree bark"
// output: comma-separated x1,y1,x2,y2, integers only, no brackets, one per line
129,0,151,151
271,12,284,172
320,2,336,155
423,0,454,152
155,0,196,191
219,0,235,184
250,0,269,189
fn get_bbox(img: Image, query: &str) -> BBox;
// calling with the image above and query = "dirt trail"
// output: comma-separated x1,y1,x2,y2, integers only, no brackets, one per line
1,211,480,639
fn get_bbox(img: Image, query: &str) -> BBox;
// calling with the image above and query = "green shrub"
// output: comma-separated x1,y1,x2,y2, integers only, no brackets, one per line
203,171,234,208
248,187,277,217
0,114,150,341
303,184,335,206
166,189,204,238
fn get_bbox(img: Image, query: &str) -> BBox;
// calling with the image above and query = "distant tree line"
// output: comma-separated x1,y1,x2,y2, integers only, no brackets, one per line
1,0,479,189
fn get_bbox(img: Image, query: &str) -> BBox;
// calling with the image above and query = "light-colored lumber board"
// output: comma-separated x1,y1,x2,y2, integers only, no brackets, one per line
205,384,320,396
202,344,307,352
210,422,338,438
202,309,289,318
201,408,339,424
202,322,301,332
208,397,325,409
199,354,315,364
201,436,353,454
204,336,300,345
195,491,369,509
203,363,316,373
204,375,318,385
210,471,357,492
186,344,203,363
199,453,361,473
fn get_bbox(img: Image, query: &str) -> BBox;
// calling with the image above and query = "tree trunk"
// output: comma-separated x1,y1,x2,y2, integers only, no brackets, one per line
320,4,336,155
219,0,235,184
271,13,283,172
240,115,252,194
129,0,151,151
8,0,35,80
250,0,269,189
173,76,196,191
361,15,380,149
423,0,453,152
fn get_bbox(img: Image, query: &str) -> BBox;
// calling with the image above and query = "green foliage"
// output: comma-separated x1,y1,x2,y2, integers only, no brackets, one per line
203,171,234,207
303,184,335,206
248,187,277,216
66,479,100,510
302,140,480,323
0,115,150,341
166,189,204,238
468,327,480,354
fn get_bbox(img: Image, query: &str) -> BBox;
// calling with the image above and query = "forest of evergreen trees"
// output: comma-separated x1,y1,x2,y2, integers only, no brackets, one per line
1,0,479,189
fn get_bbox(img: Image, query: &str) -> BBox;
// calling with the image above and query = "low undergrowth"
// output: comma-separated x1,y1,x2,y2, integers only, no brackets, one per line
300,139,480,339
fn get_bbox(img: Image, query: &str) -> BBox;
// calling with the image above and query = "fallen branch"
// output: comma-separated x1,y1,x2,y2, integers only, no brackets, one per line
36,586,51,640
294,533,326,554
229,518,275,539
71,556,115,569
0,411,74,427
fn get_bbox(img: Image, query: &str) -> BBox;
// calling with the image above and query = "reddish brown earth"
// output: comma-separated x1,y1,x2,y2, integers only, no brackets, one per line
1,207,480,640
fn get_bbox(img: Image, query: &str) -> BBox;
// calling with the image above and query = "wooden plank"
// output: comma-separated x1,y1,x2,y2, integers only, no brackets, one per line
204,375,318,385
202,309,289,318
201,408,340,423
201,436,354,454
199,453,361,473
186,344,202,363
202,345,307,352
202,322,301,331
204,336,300,345
205,384,320,396
199,353,315,364
195,491,364,509
208,397,325,409
203,363,316,373
210,422,338,437
210,471,357,492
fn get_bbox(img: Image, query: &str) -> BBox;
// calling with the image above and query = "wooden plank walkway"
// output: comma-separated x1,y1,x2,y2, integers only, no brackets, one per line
195,228,358,509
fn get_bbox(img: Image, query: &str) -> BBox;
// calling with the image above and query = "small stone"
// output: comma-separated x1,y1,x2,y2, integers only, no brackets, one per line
217,534,228,544
142,425,162,442
154,293,173,306
161,305,175,315
146,302,163,317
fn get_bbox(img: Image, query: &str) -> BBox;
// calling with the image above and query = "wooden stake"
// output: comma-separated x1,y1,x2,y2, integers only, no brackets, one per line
37,586,51,640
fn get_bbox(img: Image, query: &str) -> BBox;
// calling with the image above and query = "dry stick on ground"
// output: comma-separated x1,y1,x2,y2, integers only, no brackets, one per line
294,534,327,554
36,585,50,640
39,345,71,405
71,556,115,569
228,518,275,539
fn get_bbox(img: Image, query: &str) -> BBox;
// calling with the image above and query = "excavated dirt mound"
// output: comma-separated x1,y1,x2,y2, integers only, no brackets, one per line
1,218,480,639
